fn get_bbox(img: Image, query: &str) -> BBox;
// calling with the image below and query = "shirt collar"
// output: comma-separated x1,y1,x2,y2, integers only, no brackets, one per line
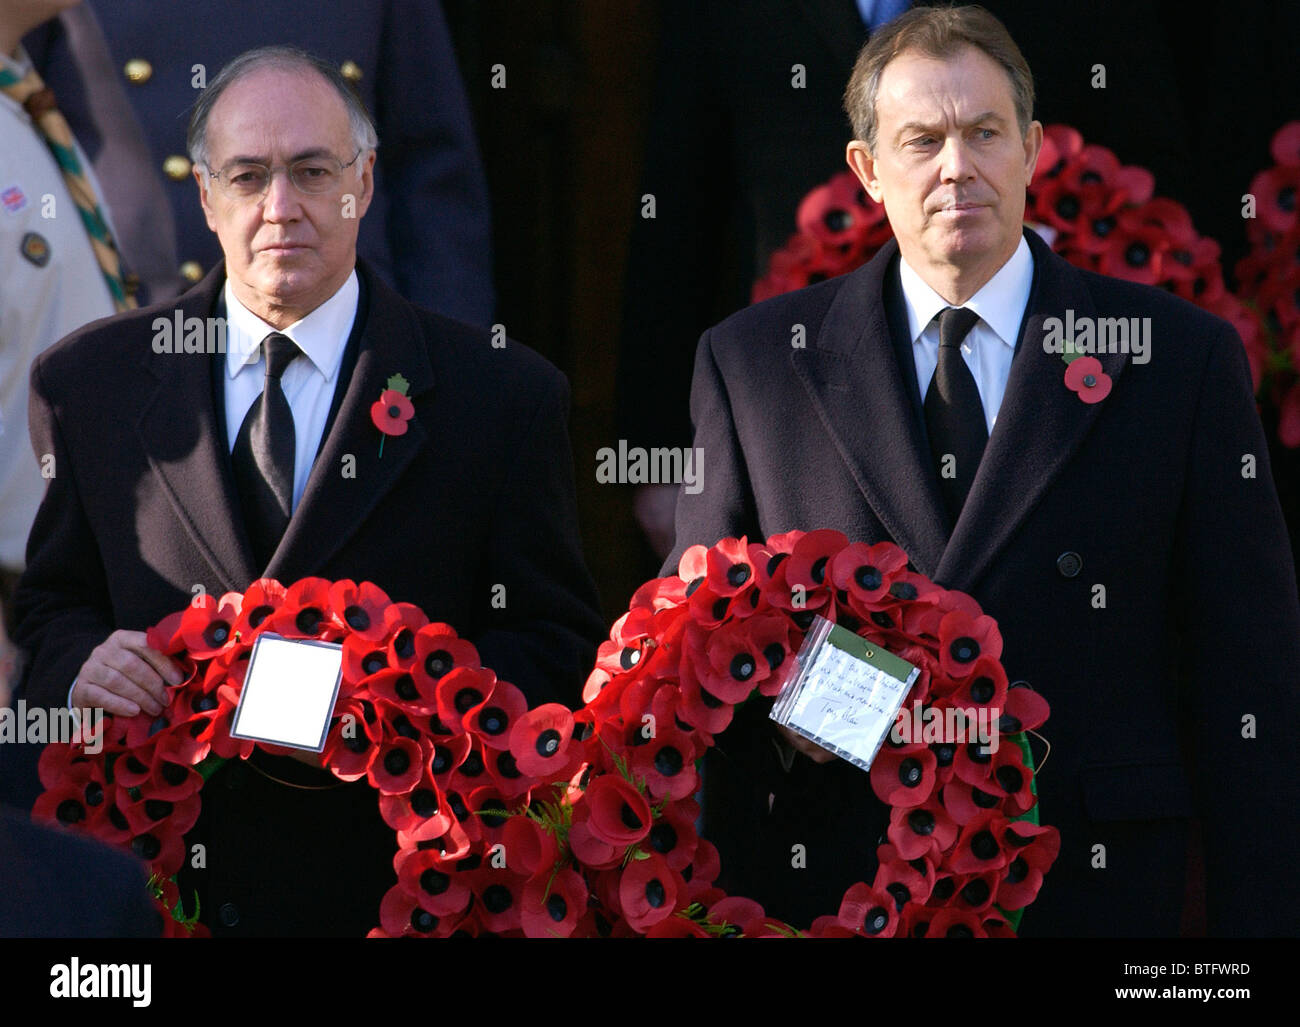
223,270,359,381
899,234,1034,349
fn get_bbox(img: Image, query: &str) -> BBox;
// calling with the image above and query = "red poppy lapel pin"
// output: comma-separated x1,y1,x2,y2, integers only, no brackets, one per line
1060,343,1112,404
370,373,414,457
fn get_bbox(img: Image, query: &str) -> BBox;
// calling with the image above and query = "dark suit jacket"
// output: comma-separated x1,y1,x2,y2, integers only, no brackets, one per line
666,228,1300,937
0,805,160,938
25,0,495,323
10,258,605,934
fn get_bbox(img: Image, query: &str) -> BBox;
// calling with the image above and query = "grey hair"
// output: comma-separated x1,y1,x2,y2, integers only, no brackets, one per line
187,45,379,170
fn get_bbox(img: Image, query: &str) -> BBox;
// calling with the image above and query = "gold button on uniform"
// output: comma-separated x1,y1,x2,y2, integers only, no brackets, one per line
340,60,363,84
179,261,203,283
124,58,152,84
163,155,192,181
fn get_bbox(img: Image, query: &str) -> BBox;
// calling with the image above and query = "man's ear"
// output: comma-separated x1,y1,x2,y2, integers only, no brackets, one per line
846,140,884,204
193,166,219,233
1022,119,1044,182
348,149,377,222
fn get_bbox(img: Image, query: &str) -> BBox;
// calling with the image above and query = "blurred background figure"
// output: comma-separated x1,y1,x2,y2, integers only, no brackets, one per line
0,0,131,634
23,0,495,324
0,611,160,938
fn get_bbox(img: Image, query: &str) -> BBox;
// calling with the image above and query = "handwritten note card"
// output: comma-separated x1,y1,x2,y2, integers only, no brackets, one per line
769,616,919,772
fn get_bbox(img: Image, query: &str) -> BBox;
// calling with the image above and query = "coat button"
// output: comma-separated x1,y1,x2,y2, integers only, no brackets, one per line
340,60,363,84
124,58,152,84
218,902,240,927
163,155,192,181
179,261,203,283
1056,551,1082,578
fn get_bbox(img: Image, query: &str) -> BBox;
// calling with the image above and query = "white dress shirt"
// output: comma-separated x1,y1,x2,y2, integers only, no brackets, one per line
899,235,1034,434
221,271,358,512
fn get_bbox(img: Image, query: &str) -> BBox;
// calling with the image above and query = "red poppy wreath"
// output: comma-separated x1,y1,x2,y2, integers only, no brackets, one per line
32,531,1058,937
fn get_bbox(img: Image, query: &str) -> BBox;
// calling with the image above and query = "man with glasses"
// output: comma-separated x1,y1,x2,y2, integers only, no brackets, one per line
10,46,605,936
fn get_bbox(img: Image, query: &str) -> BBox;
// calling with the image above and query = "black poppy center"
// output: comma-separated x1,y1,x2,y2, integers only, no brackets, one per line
411,789,439,818
160,762,187,787
144,799,173,821
191,693,218,714
536,728,562,758
388,404,401,419
763,643,785,671
460,751,485,778
908,809,935,835
995,766,1023,793
204,622,230,648
1055,195,1080,221
644,879,666,908
1006,857,1029,883
248,604,274,627
383,747,411,777
620,802,644,831
726,563,751,587
653,746,683,777
425,650,453,678
889,581,917,601
411,909,437,933
620,647,640,670
453,687,483,714
898,757,923,788
56,799,85,824
84,782,104,807
361,651,386,676
824,208,852,233
932,743,955,766
344,731,369,754
420,868,450,895
479,707,508,735
483,884,513,914
973,787,1000,809
431,745,453,774
886,881,911,912
810,555,829,584
649,822,678,854
970,677,995,704
546,893,567,922
854,565,883,591
729,653,755,681
1092,215,1115,238
343,605,371,631
394,674,418,702
949,637,979,663
971,830,998,860
960,878,991,906
496,751,521,779
295,607,323,634
1125,242,1150,266
131,834,161,860
863,906,889,934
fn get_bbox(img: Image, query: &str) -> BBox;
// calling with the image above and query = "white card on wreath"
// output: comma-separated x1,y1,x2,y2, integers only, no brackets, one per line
769,616,919,772
229,633,343,752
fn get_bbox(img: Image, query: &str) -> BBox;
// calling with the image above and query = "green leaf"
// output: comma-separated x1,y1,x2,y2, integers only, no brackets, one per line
386,373,411,395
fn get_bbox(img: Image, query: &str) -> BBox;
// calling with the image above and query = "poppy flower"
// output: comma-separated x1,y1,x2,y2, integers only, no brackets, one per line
122,787,200,839
428,731,474,784
873,844,935,910
484,745,534,800
676,658,735,736
380,882,455,937
830,540,909,611
1250,164,1300,235
391,846,471,919
328,579,392,642
520,866,587,938
500,813,558,877
695,619,774,704
434,666,497,735
705,536,757,598
145,609,188,657
645,916,711,937
365,667,437,716
617,852,682,931
471,869,524,933
946,811,1012,876
836,882,899,937
922,907,988,938
227,578,288,646
998,680,1051,734
380,602,428,664
379,771,451,840
783,528,848,596
995,823,1061,910
264,577,339,640
509,703,575,778
127,824,186,876
464,680,528,751
936,608,1003,680
396,818,473,865
368,735,424,794
705,896,769,937
321,698,382,781
371,388,415,436
886,794,958,861
582,774,651,848
177,593,241,659
869,743,937,808
568,809,623,870
628,724,697,801
413,626,481,694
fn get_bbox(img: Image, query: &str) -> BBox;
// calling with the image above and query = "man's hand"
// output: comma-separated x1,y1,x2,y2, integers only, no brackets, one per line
776,723,837,764
72,630,185,717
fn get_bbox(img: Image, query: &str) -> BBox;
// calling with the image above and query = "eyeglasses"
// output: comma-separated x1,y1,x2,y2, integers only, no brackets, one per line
204,149,363,200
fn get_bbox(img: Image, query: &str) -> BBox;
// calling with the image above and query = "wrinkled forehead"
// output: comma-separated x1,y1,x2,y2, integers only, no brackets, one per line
876,46,1018,130
205,67,353,166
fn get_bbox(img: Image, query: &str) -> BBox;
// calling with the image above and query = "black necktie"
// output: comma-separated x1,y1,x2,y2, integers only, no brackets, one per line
924,307,986,528
231,332,298,569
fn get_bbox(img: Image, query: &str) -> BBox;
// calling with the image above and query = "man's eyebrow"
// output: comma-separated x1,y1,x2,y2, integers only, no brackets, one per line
894,112,1009,138
218,147,338,166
